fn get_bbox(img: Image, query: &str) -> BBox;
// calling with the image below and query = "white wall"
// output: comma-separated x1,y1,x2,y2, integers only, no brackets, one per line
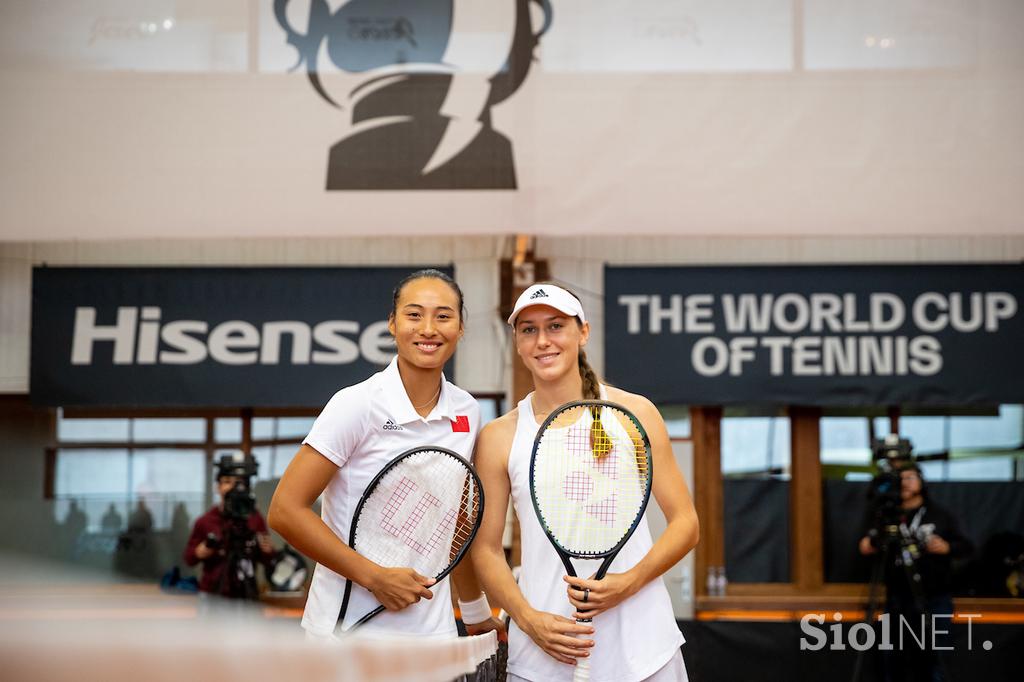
1,2,1023,240
644,440,696,620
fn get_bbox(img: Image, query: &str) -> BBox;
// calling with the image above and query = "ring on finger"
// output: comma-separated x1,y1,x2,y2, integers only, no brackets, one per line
582,588,590,603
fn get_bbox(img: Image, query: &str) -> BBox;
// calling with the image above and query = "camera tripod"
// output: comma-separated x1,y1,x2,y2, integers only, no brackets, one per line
849,520,952,682
214,519,261,601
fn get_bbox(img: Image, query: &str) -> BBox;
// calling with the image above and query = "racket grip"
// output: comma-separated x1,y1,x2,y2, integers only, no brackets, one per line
573,654,592,682
573,616,592,682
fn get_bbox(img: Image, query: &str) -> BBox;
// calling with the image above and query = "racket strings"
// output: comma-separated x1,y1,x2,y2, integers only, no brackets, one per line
533,405,652,556
588,405,613,459
353,450,481,578
449,481,482,564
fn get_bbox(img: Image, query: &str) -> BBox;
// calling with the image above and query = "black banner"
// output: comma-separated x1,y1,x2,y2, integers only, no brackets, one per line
31,266,451,407
604,264,1024,406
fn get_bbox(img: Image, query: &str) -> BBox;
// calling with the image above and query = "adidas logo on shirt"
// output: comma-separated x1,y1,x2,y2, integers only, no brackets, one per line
529,288,548,299
382,419,404,431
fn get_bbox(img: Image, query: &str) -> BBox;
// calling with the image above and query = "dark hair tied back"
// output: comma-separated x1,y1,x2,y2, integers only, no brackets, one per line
391,269,466,322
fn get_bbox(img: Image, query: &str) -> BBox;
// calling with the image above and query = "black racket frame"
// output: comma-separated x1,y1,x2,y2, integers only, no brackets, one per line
336,445,485,631
529,399,654,584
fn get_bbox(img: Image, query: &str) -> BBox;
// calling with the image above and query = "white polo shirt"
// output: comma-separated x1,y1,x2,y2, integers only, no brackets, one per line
300,357,481,637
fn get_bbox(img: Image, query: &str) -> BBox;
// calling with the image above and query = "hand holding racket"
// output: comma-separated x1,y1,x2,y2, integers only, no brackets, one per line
530,400,653,682
364,565,436,612
563,570,638,620
336,446,484,631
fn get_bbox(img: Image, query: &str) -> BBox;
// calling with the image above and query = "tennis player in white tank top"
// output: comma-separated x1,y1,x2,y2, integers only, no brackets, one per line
471,284,698,682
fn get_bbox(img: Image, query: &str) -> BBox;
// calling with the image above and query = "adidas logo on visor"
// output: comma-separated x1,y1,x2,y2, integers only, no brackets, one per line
382,419,404,431
507,283,586,326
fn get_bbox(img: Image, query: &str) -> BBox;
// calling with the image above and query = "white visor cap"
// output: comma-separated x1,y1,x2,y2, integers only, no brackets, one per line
507,284,587,326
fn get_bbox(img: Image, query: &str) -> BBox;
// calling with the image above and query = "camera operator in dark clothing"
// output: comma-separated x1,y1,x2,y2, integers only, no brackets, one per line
859,462,973,682
184,452,276,601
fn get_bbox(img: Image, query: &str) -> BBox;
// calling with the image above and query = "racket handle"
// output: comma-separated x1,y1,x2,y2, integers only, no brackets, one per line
573,616,592,682
573,654,592,682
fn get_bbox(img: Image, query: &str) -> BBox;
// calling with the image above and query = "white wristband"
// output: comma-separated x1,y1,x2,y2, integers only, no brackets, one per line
457,594,492,625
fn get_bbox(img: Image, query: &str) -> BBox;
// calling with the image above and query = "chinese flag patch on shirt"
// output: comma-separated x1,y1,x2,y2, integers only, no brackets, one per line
450,415,470,432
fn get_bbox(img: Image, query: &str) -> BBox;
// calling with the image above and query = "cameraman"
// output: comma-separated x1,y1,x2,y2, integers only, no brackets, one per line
858,464,972,681
184,453,276,600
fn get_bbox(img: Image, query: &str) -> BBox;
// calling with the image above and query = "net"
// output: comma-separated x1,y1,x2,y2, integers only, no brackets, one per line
0,611,501,682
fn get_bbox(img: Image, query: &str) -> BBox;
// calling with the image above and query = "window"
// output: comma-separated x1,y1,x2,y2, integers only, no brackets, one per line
57,418,130,442
245,417,316,481
721,409,791,583
251,445,299,481
478,396,503,427
54,412,210,533
132,418,205,443
820,416,873,466
658,405,692,439
214,418,242,444
872,405,1023,481
53,394,508,528
919,457,1015,482
252,417,315,441
721,411,790,476
950,405,1023,451
874,414,945,456
825,405,1023,585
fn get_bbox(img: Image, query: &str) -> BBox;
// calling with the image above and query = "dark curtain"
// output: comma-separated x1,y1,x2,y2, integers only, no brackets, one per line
823,480,1024,590
724,478,790,582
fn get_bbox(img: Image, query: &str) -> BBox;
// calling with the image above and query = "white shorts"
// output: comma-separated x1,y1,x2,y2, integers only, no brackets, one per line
507,648,687,682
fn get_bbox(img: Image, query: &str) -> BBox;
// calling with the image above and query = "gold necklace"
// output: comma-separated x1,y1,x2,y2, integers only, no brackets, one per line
412,384,442,410
530,396,561,420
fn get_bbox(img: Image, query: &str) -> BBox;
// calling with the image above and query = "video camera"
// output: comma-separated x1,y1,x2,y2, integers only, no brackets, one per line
865,434,921,553
215,451,259,521
869,434,914,510
212,451,266,600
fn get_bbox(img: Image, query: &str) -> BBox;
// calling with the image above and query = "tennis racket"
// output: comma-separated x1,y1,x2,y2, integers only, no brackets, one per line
529,400,653,682
336,446,484,630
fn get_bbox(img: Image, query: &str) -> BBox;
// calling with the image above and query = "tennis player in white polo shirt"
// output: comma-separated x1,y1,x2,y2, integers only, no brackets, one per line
269,269,501,639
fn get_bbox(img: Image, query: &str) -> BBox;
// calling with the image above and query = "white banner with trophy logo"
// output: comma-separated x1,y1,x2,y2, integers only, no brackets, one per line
1,0,1022,240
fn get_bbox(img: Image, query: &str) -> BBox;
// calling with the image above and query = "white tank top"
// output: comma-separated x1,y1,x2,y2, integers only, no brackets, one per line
506,389,685,682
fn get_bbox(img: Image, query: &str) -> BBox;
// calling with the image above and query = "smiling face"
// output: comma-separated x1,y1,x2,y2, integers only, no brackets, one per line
388,276,463,371
513,304,590,383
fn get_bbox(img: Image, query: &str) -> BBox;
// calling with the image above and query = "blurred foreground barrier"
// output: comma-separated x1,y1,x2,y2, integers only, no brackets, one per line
0,617,498,682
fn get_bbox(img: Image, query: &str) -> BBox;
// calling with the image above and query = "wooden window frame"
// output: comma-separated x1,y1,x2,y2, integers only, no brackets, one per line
692,405,1024,616
49,396,507,501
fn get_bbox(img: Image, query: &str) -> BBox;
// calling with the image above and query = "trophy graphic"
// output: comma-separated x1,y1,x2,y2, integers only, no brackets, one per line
275,0,553,190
